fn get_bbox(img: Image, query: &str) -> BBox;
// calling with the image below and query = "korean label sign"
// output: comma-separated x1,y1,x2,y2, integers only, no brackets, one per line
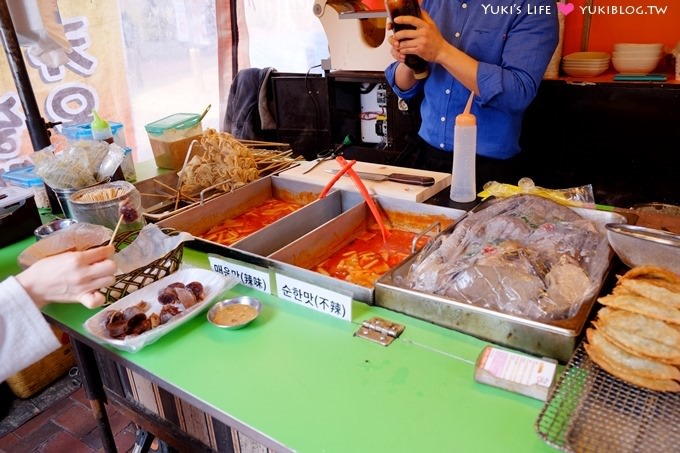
274,273,352,322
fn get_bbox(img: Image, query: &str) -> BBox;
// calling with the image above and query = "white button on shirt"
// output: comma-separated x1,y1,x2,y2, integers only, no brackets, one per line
454,32,461,38
462,3,468,8
440,117,446,122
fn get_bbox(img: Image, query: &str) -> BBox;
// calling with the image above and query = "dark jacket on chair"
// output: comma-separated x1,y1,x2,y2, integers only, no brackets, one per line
224,67,277,141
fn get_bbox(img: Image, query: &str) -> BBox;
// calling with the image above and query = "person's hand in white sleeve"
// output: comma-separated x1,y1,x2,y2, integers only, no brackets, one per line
16,245,117,309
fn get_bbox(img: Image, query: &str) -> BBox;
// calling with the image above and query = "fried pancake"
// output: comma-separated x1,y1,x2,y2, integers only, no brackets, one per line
596,306,680,346
619,265,680,285
584,341,680,392
585,330,680,392
593,321,680,365
618,279,680,309
586,328,680,380
617,266,680,308
598,292,680,325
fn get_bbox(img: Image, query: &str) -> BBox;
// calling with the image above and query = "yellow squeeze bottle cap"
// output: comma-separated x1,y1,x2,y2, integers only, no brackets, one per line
456,112,476,126
456,90,476,126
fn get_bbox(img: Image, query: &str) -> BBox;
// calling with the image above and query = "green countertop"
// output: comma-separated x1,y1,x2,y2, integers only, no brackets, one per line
2,238,557,452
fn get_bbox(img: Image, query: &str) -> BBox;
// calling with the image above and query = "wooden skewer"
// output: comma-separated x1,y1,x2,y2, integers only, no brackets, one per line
153,179,180,194
239,139,290,147
109,214,124,246
139,192,173,198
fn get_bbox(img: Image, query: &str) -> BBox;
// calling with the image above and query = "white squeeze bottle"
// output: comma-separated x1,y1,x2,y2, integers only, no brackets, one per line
449,91,477,202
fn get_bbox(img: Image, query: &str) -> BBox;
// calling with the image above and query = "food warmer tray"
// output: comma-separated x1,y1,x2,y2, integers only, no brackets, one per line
267,194,465,304
535,342,680,453
374,203,626,362
157,175,354,258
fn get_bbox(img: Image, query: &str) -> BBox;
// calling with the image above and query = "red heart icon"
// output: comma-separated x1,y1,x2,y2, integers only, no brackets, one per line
557,2,575,15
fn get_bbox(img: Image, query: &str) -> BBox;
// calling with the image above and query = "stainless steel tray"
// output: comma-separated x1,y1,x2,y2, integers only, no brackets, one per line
268,196,465,303
135,172,230,222
157,176,353,257
374,201,626,361
536,342,680,453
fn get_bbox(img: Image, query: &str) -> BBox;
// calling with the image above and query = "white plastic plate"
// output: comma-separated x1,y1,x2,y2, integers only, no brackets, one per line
83,267,237,352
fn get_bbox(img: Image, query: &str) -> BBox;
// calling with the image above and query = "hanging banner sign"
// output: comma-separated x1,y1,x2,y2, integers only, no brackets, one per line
0,0,134,173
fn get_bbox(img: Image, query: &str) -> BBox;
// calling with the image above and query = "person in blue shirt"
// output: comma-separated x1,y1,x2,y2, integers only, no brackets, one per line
385,0,559,188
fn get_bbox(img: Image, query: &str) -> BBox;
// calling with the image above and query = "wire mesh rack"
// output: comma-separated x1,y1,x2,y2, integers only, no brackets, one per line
535,342,680,452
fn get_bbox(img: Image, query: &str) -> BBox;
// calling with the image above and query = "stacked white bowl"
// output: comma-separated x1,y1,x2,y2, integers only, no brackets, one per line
612,43,664,74
561,51,610,77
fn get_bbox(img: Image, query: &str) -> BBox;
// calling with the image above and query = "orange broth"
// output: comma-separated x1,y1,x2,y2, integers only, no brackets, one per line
313,226,429,287
201,198,302,246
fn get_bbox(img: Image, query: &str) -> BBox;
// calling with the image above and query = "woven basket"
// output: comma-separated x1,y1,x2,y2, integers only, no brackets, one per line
7,326,75,398
100,227,184,305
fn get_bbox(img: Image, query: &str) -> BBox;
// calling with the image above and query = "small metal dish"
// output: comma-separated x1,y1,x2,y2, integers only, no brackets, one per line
207,296,262,329
34,218,78,240
606,223,680,273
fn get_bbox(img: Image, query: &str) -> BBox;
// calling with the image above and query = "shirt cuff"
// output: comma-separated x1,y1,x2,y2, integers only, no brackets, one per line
476,61,503,105
385,62,423,99
0,277,60,381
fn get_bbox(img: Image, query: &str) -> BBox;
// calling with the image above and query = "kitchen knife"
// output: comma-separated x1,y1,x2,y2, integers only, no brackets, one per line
326,169,435,186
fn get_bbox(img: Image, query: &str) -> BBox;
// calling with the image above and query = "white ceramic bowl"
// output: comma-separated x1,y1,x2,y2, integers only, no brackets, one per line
562,66,609,77
612,50,662,58
606,223,680,274
562,51,609,60
612,55,662,74
562,51,610,61
562,59,609,66
562,63,609,70
613,43,663,52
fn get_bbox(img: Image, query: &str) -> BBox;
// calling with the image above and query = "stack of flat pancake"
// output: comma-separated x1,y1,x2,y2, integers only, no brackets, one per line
585,265,680,392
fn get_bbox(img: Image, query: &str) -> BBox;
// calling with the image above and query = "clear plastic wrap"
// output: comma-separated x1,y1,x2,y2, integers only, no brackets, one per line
32,141,113,189
112,224,193,275
401,194,612,321
17,223,113,269
478,177,596,208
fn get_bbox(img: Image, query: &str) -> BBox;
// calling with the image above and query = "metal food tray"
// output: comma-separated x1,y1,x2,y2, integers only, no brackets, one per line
135,172,223,222
535,342,680,453
374,203,626,362
135,161,301,222
157,176,354,259
268,195,465,303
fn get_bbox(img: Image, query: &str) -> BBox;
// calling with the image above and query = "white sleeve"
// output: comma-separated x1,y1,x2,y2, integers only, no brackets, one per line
0,276,61,383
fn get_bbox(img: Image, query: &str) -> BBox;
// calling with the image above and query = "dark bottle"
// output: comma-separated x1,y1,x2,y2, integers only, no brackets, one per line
385,0,429,79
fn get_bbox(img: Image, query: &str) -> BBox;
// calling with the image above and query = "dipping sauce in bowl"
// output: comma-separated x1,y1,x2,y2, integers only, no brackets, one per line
208,296,261,329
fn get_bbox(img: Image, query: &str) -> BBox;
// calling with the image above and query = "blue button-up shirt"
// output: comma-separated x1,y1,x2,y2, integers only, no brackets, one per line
385,0,559,159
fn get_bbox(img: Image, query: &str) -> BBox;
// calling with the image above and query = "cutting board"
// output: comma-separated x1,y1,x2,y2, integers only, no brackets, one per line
277,160,450,202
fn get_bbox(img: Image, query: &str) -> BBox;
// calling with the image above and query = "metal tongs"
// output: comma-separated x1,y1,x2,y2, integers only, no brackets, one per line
319,155,390,243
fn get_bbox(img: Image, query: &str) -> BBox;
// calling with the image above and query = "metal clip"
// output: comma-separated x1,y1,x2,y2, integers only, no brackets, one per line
354,317,404,346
